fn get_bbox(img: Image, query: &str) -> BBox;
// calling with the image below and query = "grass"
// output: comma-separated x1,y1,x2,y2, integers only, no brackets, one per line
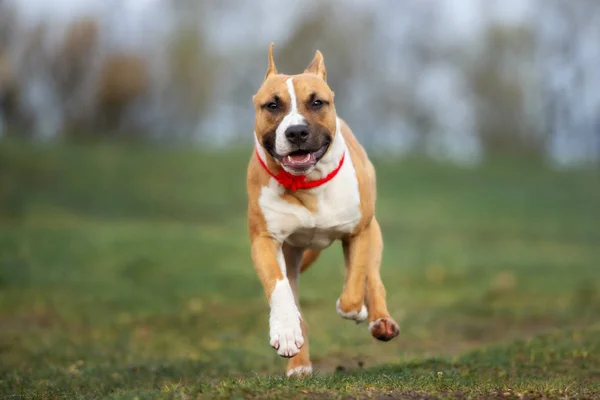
0,140,599,399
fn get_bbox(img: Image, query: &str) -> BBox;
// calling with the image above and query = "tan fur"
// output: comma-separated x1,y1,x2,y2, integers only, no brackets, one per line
299,248,321,273
265,42,278,79
247,44,398,376
304,50,327,81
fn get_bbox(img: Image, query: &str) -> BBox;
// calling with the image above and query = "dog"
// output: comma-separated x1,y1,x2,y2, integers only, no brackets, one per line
247,43,399,377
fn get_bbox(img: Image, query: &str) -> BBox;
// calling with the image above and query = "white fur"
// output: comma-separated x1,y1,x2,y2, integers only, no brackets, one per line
336,298,368,323
269,252,303,358
274,78,306,158
287,365,313,377
368,319,378,332
257,118,362,249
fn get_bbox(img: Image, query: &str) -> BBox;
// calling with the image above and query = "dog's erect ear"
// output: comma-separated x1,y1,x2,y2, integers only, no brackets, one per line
305,50,326,81
265,42,277,79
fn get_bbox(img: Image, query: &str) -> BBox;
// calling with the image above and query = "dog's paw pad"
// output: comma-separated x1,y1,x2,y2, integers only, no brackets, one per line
336,298,368,323
369,317,400,341
286,365,312,378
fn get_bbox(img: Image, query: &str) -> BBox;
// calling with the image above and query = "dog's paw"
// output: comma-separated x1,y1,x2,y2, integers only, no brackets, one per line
336,298,368,323
369,317,400,341
270,321,304,358
269,279,304,357
286,365,313,378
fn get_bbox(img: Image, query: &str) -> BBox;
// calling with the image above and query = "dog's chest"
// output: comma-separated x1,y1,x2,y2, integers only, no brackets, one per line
258,159,361,250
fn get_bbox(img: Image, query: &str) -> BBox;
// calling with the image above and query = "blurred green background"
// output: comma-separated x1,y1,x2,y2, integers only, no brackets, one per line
1,142,599,397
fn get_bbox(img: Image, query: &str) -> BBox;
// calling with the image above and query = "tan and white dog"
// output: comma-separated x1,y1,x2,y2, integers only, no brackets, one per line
247,44,399,377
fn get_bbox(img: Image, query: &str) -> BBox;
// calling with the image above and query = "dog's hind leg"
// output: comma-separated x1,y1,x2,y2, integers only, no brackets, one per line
283,243,313,377
364,218,399,341
299,249,321,273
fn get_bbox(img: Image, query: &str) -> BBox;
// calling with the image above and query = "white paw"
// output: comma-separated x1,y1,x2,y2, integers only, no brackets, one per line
287,365,313,377
336,298,368,323
269,279,304,358
269,318,304,358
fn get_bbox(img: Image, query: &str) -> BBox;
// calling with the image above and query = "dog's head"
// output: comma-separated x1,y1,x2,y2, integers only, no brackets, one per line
253,43,337,175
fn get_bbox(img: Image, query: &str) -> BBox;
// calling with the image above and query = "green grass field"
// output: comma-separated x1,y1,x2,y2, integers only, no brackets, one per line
1,141,599,399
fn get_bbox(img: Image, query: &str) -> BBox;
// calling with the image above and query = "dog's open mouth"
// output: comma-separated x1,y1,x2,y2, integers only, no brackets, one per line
280,144,329,173
282,150,315,169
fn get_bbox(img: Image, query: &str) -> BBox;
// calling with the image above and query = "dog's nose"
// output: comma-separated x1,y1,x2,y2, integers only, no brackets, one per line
285,125,309,144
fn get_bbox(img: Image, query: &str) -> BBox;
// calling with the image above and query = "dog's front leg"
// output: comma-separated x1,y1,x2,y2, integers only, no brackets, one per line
336,224,371,323
251,235,304,358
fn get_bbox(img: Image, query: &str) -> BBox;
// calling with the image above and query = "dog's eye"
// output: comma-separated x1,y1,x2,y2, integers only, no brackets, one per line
266,102,278,110
311,99,324,109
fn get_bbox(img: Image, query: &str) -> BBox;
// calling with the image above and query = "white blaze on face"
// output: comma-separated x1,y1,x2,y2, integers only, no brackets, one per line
274,78,306,156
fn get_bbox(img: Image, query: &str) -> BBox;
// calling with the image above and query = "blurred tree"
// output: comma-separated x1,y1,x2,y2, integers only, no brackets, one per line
537,0,600,165
276,3,374,103
54,17,100,131
96,54,149,133
0,5,18,132
467,23,544,157
168,23,218,138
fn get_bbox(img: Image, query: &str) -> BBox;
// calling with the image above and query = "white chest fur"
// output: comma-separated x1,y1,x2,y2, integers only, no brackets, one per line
258,145,362,250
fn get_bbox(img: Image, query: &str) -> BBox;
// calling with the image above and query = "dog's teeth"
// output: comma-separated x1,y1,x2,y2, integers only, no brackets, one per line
286,154,311,164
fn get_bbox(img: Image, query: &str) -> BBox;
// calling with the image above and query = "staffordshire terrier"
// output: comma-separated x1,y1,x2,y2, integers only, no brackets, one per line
247,43,399,377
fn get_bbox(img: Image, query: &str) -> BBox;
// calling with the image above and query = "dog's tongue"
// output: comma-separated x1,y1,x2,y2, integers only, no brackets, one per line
283,152,315,168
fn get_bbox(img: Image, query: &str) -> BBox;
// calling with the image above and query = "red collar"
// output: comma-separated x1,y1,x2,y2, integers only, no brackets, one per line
255,147,345,191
